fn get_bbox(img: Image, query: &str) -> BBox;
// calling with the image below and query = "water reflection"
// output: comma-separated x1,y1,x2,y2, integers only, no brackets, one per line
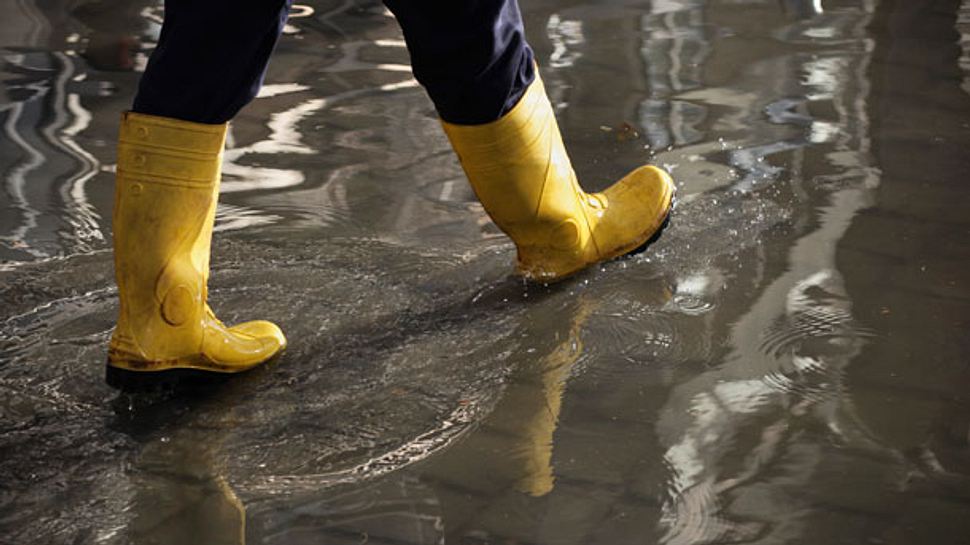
780,0,824,19
0,0,426,262
835,2,970,540
78,280,600,545
0,0,153,264
120,400,247,545
637,0,711,151
3,0,970,544
654,3,886,543
0,45,105,260
244,290,603,543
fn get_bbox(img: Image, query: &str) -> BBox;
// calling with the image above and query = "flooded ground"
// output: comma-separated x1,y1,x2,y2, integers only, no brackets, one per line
2,0,970,543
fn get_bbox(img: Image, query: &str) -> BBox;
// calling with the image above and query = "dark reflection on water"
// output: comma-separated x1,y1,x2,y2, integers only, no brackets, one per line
2,1,970,544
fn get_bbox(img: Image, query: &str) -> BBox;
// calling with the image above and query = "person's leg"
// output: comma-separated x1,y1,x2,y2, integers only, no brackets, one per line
382,0,535,125
133,0,291,124
386,0,675,282
107,0,291,389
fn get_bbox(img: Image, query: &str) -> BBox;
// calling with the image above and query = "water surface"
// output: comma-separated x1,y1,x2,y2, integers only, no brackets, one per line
2,1,969,544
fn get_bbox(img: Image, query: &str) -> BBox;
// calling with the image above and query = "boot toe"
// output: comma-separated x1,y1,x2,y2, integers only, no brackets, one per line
594,164,675,257
230,320,287,352
607,165,674,223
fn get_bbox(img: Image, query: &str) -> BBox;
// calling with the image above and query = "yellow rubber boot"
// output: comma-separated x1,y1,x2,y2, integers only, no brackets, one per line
107,112,285,387
441,75,675,282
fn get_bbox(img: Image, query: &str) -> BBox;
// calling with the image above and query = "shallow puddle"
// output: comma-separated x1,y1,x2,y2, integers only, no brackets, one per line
2,1,970,544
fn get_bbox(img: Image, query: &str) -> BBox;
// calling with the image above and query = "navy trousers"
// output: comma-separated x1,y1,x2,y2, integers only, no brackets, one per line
132,0,535,125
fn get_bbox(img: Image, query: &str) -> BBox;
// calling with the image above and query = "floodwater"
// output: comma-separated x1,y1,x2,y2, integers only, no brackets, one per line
1,0,969,543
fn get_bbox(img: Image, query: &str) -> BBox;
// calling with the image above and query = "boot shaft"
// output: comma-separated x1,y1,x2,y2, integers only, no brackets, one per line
441,76,593,252
111,113,227,360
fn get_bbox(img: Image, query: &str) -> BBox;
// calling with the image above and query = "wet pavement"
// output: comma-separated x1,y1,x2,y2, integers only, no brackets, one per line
2,0,970,544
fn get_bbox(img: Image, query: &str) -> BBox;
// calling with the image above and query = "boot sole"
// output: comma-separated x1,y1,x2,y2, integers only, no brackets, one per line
105,363,235,393
105,349,283,393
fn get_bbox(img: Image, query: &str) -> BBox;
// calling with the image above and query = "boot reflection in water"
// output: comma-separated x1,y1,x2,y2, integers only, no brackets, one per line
508,298,594,497
128,439,246,545
107,0,673,387
420,296,595,541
